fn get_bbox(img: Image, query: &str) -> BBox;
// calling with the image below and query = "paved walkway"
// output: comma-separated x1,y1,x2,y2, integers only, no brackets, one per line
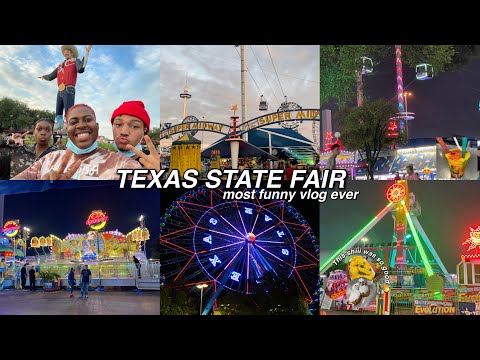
0,289,160,315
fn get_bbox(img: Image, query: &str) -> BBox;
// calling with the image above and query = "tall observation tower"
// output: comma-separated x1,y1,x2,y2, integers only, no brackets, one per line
179,78,192,119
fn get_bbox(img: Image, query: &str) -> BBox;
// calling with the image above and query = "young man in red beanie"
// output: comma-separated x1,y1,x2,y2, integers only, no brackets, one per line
111,101,160,171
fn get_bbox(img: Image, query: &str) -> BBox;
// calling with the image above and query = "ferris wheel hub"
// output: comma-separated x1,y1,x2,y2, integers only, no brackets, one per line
246,233,256,243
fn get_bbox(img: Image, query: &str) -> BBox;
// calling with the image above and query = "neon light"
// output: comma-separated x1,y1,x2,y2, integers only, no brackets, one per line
209,218,218,225
209,255,221,267
86,210,108,230
265,215,272,222
282,249,289,256
324,131,334,151
320,203,394,273
396,45,405,113
203,235,212,244
230,271,241,282
386,183,406,203
461,226,480,258
277,230,285,238
3,221,19,237
386,120,399,139
245,208,253,215
402,202,434,276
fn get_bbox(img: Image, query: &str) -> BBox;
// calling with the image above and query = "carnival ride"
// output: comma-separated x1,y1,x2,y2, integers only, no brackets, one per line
320,180,452,287
0,211,156,289
159,186,319,314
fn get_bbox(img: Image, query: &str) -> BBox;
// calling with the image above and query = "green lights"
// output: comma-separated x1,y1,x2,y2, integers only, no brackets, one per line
403,203,434,277
320,203,394,273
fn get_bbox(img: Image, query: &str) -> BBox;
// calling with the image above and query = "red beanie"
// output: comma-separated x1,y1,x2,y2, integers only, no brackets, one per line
111,101,150,133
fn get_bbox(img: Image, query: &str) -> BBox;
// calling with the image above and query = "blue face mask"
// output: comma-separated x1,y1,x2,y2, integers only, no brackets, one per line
66,139,98,155
113,142,143,158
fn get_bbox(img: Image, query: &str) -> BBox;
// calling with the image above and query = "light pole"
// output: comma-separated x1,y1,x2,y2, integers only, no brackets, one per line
196,284,208,315
23,227,30,260
139,215,145,258
361,237,368,247
402,92,412,113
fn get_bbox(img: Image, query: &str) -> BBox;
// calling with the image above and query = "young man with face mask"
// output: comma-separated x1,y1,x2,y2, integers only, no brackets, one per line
111,101,160,172
0,119,59,179
12,104,143,180
38,45,92,142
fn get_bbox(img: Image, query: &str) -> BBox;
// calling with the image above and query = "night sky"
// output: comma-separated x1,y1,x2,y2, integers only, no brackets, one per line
1,182,159,257
320,181,480,273
364,53,480,137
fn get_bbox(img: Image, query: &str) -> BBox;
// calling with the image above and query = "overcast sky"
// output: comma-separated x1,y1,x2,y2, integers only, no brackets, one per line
0,45,160,138
159,45,319,149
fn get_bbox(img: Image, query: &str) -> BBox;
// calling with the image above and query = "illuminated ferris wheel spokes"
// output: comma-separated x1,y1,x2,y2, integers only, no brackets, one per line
210,207,250,238
234,201,250,235
195,226,245,242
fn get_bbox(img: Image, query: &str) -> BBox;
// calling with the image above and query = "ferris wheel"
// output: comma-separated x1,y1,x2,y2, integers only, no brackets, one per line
160,187,319,313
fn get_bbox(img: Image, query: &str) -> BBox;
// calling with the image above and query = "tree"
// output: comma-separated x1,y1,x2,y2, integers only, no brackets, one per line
249,272,310,315
216,272,310,315
97,142,116,152
149,126,160,141
160,286,197,315
216,291,258,315
0,97,56,131
320,45,459,107
339,99,400,180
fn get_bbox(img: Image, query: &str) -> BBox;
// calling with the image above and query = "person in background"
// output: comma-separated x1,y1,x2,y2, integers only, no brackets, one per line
68,267,76,298
80,264,92,298
133,255,141,278
326,144,340,170
403,164,420,180
284,159,298,181
29,266,36,291
20,264,27,290
0,119,59,179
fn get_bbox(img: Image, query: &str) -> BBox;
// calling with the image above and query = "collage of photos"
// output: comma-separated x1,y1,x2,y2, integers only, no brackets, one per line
319,45,480,316
0,45,322,315
10,44,480,317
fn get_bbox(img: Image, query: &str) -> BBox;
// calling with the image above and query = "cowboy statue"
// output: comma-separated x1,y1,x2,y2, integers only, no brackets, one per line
38,45,92,143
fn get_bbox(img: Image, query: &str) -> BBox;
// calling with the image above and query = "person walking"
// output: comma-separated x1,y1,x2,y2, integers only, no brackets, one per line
80,264,92,298
326,144,340,170
68,268,76,298
20,264,27,290
29,266,36,291
133,256,141,278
